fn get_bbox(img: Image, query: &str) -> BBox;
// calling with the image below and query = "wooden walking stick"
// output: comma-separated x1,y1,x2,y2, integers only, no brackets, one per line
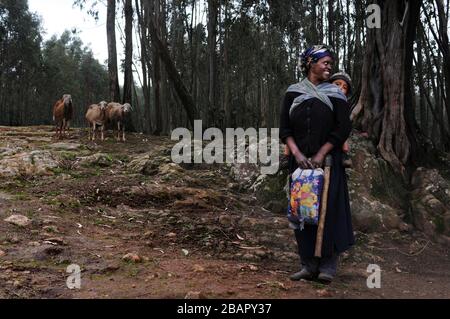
315,155,332,258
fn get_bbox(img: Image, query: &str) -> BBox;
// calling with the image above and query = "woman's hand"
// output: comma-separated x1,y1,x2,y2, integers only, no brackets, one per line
342,141,350,153
294,151,313,169
311,152,325,168
286,137,313,169
311,142,334,168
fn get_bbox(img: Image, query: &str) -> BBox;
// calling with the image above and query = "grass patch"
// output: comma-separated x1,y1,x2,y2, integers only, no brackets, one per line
93,168,102,176
92,217,115,227
0,178,31,193
70,171,88,179
25,210,37,218
353,232,370,247
121,262,141,278
55,259,73,266
311,281,328,289
14,192,31,201
58,151,77,161
81,153,114,168
49,167,69,175
111,153,131,163
47,190,62,197
10,259,67,271
42,195,79,210
89,273,109,281
50,165,91,179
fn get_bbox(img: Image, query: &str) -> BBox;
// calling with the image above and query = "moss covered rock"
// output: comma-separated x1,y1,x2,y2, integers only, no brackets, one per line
410,167,450,241
0,150,58,177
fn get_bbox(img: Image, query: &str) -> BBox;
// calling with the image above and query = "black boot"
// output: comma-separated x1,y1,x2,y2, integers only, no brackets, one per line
289,269,317,281
317,272,334,284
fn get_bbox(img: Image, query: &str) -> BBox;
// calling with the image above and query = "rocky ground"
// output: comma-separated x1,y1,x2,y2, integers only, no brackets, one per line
0,126,449,299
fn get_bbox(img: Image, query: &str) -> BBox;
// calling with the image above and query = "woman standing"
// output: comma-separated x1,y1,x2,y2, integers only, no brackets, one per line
279,45,354,283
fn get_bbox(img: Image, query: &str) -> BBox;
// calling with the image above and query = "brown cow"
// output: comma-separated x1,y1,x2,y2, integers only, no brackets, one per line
53,94,73,139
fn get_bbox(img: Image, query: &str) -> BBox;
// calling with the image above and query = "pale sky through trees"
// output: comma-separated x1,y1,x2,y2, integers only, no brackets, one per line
28,0,109,64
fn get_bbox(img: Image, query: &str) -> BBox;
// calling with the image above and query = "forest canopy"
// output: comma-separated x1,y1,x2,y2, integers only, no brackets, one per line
0,0,108,127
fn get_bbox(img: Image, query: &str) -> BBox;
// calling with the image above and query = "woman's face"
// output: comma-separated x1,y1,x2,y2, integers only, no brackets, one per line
309,56,333,82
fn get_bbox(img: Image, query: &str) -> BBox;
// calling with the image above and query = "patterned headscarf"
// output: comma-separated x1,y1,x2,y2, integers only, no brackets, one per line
299,45,334,76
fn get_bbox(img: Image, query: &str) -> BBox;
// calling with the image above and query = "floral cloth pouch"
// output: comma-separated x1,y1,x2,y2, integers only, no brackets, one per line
287,168,324,230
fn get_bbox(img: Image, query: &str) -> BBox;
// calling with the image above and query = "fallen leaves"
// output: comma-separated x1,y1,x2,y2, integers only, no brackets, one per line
316,289,333,298
193,264,205,272
256,281,288,291
184,291,206,299
239,264,259,272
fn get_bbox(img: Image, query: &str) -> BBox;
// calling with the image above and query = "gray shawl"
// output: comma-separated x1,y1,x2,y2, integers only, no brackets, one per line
287,78,347,117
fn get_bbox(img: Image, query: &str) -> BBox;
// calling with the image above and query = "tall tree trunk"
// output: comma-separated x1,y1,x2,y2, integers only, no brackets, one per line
341,0,347,71
188,0,196,94
169,0,184,130
328,0,334,49
317,2,323,43
107,0,121,102
123,0,133,104
146,0,163,135
437,54,446,146
136,0,152,133
417,32,450,142
223,0,230,128
351,0,365,96
306,0,319,45
353,28,383,138
403,0,422,164
207,0,218,127
153,0,162,136
416,28,428,135
160,0,169,134
435,0,450,133
357,0,422,174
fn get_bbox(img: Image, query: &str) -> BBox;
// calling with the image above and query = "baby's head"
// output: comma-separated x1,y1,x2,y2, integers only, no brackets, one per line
329,71,352,97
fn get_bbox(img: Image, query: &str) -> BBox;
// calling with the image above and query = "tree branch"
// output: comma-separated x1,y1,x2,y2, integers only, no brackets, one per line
147,17,198,128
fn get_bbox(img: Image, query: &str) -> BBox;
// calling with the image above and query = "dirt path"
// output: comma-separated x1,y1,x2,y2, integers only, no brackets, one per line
0,126,448,299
